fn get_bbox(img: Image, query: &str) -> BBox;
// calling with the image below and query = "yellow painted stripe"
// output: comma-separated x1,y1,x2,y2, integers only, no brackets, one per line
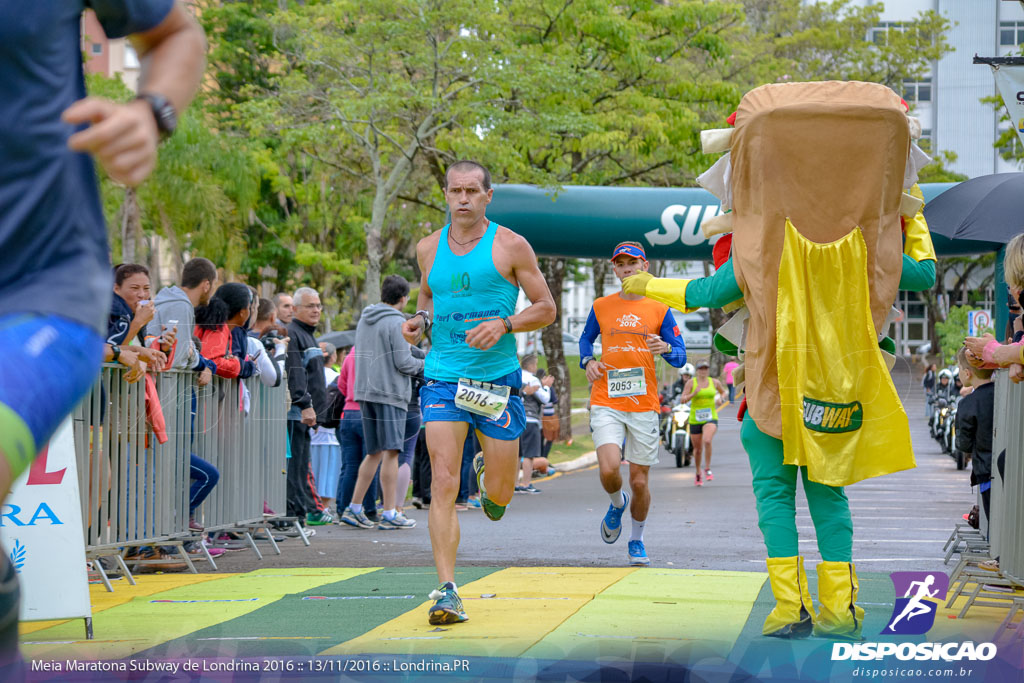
320,566,634,658
525,569,766,661
20,573,236,635
21,568,377,660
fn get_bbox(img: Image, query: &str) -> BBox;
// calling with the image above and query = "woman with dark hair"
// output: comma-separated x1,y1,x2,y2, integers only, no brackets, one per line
194,282,255,379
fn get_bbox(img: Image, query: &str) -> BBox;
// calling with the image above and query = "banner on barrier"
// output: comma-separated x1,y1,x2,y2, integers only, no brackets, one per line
991,64,1024,148
0,419,91,623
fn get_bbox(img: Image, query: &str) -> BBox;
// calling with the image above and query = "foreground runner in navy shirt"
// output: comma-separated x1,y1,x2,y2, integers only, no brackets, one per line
0,2,205,677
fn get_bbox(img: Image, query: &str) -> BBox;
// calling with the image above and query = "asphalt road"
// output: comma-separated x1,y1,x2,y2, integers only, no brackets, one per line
212,360,974,577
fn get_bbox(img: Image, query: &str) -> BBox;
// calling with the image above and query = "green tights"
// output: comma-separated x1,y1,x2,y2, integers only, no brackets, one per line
740,415,853,562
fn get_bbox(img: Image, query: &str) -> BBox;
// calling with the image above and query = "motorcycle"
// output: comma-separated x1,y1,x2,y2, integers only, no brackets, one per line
659,390,693,468
931,397,949,442
942,397,968,470
668,402,693,468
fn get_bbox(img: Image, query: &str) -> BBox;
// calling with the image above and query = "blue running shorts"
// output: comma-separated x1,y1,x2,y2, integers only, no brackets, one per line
0,314,104,479
420,369,526,441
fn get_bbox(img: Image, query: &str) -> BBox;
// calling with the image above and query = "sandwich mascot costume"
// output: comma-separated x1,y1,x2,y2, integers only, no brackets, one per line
623,81,936,640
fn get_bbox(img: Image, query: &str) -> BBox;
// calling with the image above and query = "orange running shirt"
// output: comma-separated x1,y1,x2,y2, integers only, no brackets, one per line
582,294,685,413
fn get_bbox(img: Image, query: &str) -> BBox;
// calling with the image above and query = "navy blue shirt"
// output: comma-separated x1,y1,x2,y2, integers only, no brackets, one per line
0,0,173,333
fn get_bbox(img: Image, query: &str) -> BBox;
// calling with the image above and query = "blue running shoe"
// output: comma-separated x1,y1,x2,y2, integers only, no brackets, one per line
473,452,507,521
600,491,630,544
628,539,650,566
428,582,468,625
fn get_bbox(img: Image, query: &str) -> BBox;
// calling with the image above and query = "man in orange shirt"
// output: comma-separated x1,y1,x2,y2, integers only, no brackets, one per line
579,242,687,565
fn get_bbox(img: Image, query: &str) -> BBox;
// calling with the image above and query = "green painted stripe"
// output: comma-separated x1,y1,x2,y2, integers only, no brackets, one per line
134,567,500,659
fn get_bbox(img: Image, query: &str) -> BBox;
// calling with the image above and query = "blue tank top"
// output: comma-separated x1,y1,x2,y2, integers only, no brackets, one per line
425,221,520,382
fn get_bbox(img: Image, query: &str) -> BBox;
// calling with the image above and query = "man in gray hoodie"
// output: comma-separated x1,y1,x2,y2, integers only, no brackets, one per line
146,257,218,381
345,275,425,530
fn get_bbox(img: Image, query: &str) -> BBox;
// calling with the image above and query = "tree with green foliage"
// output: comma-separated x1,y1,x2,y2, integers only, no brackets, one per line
936,306,994,366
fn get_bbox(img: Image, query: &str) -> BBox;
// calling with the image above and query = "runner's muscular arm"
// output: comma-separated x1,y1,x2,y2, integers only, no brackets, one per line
465,230,556,350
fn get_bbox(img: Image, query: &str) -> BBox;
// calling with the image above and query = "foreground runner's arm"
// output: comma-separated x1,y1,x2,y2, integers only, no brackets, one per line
464,231,556,350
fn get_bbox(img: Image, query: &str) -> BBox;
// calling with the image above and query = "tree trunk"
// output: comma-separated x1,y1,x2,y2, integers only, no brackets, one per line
120,188,142,264
364,197,386,308
539,257,572,441
592,258,608,300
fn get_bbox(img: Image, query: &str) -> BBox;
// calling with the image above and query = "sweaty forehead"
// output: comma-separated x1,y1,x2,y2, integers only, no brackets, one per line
447,169,486,189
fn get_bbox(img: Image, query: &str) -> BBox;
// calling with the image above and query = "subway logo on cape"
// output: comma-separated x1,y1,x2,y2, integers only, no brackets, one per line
802,398,863,433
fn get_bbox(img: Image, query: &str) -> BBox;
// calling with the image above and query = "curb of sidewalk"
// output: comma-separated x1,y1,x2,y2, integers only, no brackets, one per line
557,450,597,472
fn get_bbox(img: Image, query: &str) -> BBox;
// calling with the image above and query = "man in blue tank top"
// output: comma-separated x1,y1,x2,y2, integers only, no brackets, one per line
403,161,557,625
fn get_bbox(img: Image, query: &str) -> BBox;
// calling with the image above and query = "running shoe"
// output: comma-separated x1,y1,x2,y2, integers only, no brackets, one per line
379,512,417,529
704,469,714,482
628,539,650,566
523,484,541,494
340,507,375,529
514,486,529,494
306,510,334,526
695,472,703,487
600,491,630,544
473,452,507,521
467,497,482,509
428,582,468,625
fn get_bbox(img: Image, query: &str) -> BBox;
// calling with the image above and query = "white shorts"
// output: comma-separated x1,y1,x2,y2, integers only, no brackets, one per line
590,405,660,466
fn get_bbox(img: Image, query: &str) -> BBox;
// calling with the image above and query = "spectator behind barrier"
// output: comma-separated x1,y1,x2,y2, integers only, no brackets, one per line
956,346,995,533
286,286,329,527
194,283,256,380
275,292,294,326
147,257,218,385
104,265,165,383
965,233,1024,382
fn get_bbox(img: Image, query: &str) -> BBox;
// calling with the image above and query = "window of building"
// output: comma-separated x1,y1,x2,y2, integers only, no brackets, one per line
91,43,103,55
1000,21,1024,47
903,79,932,103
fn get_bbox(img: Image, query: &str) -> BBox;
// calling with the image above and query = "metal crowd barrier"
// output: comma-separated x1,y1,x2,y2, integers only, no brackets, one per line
72,365,290,583
946,369,1024,633
993,370,1024,587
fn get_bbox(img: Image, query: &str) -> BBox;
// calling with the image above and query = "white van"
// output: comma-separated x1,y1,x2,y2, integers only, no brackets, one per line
672,310,712,350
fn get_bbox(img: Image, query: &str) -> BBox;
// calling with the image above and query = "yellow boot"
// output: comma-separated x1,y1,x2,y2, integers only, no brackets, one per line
813,560,866,640
763,556,816,638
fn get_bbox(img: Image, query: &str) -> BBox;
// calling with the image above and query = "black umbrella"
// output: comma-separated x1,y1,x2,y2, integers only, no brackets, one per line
317,330,356,349
922,172,1024,243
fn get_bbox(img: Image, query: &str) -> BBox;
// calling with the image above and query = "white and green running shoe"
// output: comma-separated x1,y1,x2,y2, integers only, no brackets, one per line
428,582,468,625
473,452,507,521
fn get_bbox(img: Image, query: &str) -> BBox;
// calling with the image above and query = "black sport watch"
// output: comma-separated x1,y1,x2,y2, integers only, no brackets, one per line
110,344,122,362
136,92,177,139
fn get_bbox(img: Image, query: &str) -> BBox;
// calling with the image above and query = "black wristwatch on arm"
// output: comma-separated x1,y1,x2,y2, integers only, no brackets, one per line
110,344,121,362
581,355,595,368
136,92,177,140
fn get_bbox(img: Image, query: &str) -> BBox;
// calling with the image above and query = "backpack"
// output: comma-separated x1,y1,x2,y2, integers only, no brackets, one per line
319,381,346,429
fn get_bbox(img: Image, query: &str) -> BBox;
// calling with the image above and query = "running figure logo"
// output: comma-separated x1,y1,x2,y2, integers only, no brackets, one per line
882,571,949,635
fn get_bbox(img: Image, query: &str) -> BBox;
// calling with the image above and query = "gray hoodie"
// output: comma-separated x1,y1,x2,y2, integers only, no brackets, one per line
147,285,200,371
353,303,425,410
